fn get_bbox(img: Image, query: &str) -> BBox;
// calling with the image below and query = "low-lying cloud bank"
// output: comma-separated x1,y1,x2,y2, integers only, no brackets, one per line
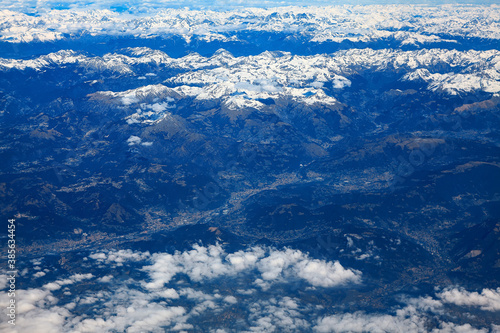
135,244,362,290
1,245,499,332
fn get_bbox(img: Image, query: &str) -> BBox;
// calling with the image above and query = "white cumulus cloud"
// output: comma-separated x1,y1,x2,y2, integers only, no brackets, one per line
437,287,500,312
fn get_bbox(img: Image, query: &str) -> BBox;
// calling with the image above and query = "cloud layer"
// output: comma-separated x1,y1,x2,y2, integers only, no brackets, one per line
92,244,362,289
1,245,499,332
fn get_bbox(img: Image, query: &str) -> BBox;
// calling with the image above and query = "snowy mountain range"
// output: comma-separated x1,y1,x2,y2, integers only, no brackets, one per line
1,4,499,333
2,47,499,118
0,5,499,43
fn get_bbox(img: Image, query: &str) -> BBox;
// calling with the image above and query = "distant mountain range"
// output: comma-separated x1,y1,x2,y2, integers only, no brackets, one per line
0,5,499,44
0,4,499,333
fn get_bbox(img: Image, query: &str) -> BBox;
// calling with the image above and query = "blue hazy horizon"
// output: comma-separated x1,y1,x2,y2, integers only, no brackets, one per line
1,0,498,14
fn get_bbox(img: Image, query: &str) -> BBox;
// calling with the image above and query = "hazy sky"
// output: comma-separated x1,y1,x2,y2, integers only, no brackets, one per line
1,0,498,13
